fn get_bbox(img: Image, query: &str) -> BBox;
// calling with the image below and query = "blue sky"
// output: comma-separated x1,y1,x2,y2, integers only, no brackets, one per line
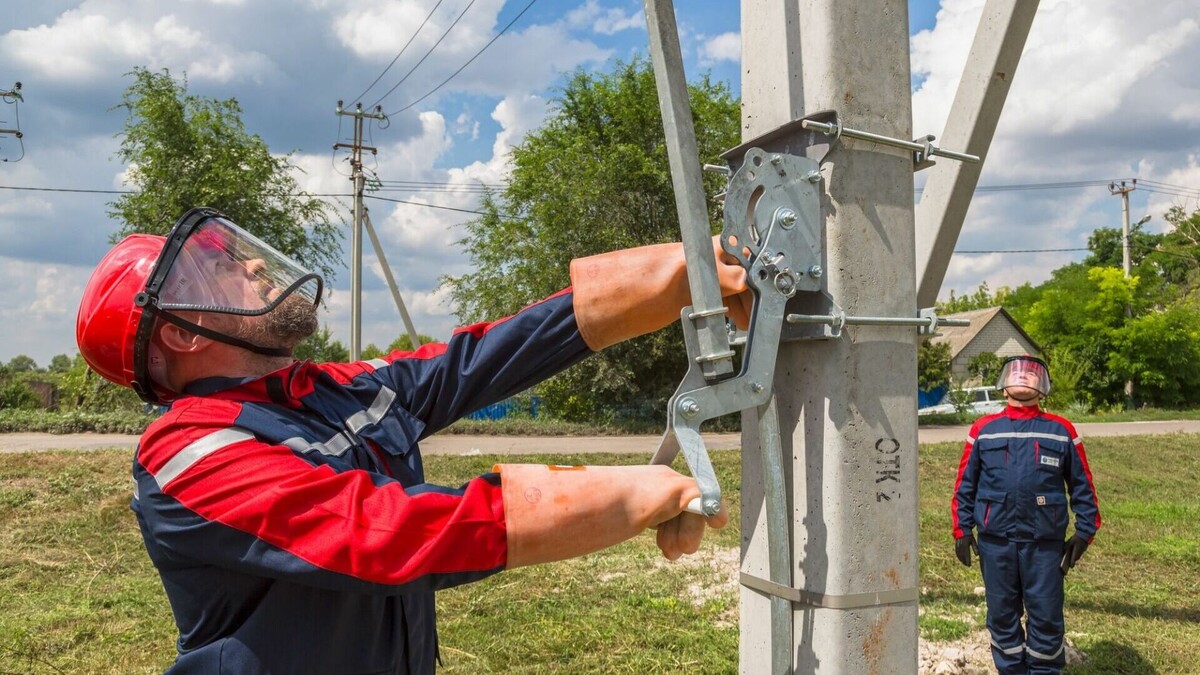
1,0,1198,366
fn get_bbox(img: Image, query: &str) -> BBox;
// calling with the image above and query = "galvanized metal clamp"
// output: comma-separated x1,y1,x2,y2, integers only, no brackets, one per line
650,139,825,516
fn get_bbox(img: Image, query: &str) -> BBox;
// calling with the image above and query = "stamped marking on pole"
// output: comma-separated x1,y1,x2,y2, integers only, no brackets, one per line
875,437,901,502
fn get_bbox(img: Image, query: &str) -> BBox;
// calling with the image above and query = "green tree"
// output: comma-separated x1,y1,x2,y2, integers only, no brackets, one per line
1083,224,1162,270
1108,304,1200,407
359,333,439,362
6,354,37,373
385,333,437,352
1151,206,1200,292
917,340,952,392
938,281,1017,315
48,354,73,373
294,325,349,363
1023,266,1137,406
967,351,1002,385
441,57,740,422
108,67,340,278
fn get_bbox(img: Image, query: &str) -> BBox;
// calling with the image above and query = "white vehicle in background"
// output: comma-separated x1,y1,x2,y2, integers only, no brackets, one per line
917,386,1006,416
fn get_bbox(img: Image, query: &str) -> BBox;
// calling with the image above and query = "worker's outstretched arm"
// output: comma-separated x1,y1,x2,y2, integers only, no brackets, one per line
496,464,728,566
570,238,752,350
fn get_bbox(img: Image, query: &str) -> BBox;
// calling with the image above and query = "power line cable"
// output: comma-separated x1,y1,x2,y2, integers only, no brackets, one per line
386,0,539,116
365,193,523,221
368,0,479,111
954,247,1089,254
346,0,448,106
1137,179,1200,195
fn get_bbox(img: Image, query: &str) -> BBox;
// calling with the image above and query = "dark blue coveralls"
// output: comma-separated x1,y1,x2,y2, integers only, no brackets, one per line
952,405,1101,674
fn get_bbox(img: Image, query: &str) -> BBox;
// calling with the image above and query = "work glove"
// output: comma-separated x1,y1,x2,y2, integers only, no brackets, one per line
495,464,728,568
1060,534,1090,575
955,533,978,567
570,237,752,351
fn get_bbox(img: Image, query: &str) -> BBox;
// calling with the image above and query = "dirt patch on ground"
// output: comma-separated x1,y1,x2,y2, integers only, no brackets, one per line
658,546,1087,672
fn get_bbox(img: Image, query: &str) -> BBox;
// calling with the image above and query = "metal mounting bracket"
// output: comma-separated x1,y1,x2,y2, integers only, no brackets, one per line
786,307,970,338
800,116,980,168
653,115,834,513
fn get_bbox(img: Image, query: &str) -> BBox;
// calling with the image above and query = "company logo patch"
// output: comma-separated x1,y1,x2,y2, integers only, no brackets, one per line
1036,495,1047,506
1040,455,1060,468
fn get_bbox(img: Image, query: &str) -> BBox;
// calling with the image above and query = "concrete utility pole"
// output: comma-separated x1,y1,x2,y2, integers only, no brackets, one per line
1,82,25,160
1109,179,1144,405
740,1,921,671
335,102,386,360
1109,180,1136,278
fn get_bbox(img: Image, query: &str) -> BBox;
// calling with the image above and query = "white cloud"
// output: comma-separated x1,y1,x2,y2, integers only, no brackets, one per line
567,0,643,35
334,0,504,61
1,7,279,84
0,258,92,362
698,32,740,65
912,0,1200,301
1142,155,1200,223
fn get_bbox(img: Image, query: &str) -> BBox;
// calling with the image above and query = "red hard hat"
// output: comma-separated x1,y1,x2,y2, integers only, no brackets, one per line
75,234,166,391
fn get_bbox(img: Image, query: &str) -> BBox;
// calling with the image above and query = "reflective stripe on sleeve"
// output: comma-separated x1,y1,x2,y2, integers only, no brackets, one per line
282,432,354,457
347,386,396,433
154,428,255,489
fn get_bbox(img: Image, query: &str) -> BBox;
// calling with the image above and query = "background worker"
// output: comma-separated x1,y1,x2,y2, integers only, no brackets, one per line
951,355,1102,674
75,207,751,675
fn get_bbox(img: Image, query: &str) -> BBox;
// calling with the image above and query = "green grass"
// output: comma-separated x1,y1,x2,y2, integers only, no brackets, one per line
1,435,1198,673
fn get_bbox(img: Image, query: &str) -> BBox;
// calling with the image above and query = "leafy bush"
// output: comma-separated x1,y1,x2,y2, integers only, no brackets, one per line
57,356,145,414
0,409,155,434
0,380,41,410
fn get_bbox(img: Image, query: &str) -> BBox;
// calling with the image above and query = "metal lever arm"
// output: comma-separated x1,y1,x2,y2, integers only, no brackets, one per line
652,149,823,516
644,0,734,382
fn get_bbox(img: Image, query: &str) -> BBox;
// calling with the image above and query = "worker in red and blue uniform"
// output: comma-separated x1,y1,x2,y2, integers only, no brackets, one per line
75,207,752,674
951,355,1101,674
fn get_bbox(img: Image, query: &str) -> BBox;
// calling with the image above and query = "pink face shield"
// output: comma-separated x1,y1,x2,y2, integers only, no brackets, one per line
996,356,1051,396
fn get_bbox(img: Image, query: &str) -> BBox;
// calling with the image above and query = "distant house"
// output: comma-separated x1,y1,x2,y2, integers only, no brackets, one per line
930,306,1042,385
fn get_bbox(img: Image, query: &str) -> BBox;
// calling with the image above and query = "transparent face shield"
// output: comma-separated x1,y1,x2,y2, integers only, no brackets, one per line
157,216,322,316
996,356,1051,396
131,208,324,403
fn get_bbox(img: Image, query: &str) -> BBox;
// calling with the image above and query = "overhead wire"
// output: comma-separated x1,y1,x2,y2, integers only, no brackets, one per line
368,0,479,111
386,0,539,116
365,193,522,221
4,173,1198,234
346,0,448,107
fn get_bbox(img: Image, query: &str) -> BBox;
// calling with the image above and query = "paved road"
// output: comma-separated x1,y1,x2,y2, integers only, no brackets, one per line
2,420,1197,454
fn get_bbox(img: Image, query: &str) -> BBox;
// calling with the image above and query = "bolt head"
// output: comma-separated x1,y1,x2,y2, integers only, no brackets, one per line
808,265,823,279
776,208,797,229
750,382,764,394
679,398,701,419
806,171,822,183
774,271,796,296
702,498,722,515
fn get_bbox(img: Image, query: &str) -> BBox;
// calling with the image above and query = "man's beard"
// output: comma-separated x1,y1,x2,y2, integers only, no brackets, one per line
229,294,319,350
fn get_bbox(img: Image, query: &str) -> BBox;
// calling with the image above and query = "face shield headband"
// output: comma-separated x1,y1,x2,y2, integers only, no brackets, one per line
129,207,324,403
996,355,1052,397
